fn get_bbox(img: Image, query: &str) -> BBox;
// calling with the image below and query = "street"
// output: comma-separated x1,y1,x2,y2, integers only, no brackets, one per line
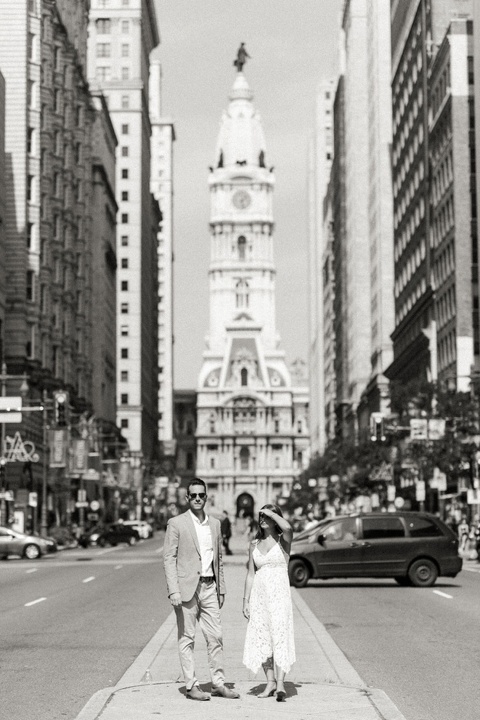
300,563,480,720
0,536,169,720
2,537,479,720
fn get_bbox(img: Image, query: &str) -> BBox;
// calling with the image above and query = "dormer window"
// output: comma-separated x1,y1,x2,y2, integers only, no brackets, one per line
241,368,248,386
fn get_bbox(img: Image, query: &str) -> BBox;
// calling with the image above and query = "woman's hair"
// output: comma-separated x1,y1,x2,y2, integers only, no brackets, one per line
255,504,284,540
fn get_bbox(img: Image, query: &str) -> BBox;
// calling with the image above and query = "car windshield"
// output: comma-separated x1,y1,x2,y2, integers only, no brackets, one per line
294,519,331,541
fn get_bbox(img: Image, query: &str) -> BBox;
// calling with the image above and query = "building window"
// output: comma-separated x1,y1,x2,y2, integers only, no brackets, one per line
121,95,129,109
27,223,34,249
27,175,34,202
121,67,130,80
121,303,129,313
26,271,34,301
121,280,128,291
240,446,249,470
28,32,35,61
121,418,129,429
121,393,128,404
122,168,129,179
97,43,110,57
274,419,279,433
122,191,128,201
121,370,128,381
27,127,34,154
121,43,129,57
210,457,215,469
121,20,129,33
121,235,129,246
121,146,129,157
241,367,248,386
96,66,111,81
121,348,128,359
121,213,128,223
121,258,128,269
120,325,129,336
96,18,111,34
121,123,129,135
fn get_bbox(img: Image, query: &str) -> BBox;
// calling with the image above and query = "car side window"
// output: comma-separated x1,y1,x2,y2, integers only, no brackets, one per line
362,517,405,539
323,518,358,542
407,516,443,537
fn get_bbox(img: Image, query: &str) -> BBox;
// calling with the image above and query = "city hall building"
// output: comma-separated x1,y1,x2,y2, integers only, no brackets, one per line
196,63,309,518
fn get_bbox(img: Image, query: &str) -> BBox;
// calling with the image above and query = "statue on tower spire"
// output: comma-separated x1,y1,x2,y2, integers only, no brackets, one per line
233,43,250,72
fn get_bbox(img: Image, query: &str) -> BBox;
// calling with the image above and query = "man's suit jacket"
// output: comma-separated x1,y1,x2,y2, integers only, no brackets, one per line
163,510,226,603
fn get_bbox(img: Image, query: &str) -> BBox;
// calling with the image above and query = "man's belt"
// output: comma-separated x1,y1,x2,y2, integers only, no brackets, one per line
199,576,215,583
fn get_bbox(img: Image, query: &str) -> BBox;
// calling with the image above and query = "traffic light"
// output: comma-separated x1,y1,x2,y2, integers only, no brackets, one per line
370,412,386,442
53,391,69,427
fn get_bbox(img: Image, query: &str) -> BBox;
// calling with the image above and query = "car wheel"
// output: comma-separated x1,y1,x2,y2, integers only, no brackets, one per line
24,544,41,560
97,538,106,547
408,558,438,587
394,576,410,586
289,559,310,588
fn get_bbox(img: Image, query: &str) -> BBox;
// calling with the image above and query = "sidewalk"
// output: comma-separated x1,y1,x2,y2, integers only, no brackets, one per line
75,530,408,720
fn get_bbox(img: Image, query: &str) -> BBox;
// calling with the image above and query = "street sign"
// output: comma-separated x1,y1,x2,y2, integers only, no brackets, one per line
75,501,89,508
28,492,38,508
90,500,100,511
410,418,428,440
416,480,426,502
0,397,22,423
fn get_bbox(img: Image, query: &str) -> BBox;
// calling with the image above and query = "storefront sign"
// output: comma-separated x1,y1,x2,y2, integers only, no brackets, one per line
49,429,68,468
4,431,39,463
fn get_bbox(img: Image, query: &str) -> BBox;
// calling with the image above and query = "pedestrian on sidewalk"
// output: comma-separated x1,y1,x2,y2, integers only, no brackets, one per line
163,478,240,702
242,504,295,702
220,510,233,555
458,517,469,552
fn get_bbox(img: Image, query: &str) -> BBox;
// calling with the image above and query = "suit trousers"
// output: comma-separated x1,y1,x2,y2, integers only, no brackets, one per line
175,579,225,690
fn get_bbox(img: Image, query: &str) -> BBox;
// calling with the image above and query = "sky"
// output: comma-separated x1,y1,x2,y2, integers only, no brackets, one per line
155,0,342,388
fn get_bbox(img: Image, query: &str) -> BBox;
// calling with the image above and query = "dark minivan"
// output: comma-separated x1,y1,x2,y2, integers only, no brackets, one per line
289,511,462,588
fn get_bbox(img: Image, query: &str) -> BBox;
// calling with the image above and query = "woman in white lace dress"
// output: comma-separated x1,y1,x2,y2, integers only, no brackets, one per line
242,504,295,702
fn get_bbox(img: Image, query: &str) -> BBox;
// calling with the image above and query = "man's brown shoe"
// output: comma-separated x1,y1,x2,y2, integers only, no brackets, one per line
186,686,210,701
211,685,240,699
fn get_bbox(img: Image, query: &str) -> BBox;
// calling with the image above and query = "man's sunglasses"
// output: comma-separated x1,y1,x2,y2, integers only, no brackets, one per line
189,492,206,500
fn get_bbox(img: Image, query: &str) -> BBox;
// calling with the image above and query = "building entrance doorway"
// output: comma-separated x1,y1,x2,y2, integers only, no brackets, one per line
236,492,254,519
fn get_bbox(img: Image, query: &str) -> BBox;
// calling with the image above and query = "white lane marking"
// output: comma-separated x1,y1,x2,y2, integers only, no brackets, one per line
114,565,122,570
433,590,453,599
83,576,95,583
25,597,46,607
26,568,37,574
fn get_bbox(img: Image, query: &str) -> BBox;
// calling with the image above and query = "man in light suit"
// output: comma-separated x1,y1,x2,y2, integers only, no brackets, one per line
163,478,240,701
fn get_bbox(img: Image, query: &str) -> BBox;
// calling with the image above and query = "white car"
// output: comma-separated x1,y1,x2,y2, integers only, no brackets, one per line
122,520,153,539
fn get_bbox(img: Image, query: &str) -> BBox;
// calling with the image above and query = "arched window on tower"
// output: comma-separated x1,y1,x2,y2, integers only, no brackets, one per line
238,235,246,260
235,279,249,308
240,446,249,470
241,367,248,386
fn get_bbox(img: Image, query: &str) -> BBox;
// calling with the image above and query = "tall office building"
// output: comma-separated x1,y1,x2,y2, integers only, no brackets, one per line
149,55,175,454
357,0,395,428
90,93,118,423
307,80,334,456
387,0,472,386
196,65,309,517
0,70,5,357
0,0,94,398
338,0,371,437
87,0,160,461
429,18,476,390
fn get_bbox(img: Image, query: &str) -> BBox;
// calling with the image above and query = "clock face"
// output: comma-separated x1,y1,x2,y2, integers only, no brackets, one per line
232,189,251,209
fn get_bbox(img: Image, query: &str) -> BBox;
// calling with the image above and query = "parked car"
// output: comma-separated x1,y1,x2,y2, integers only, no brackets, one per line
100,524,140,546
288,511,462,588
122,520,154,539
78,523,140,548
0,526,48,559
34,534,58,553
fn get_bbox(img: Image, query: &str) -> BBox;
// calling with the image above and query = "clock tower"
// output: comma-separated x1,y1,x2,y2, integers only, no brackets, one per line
196,61,309,519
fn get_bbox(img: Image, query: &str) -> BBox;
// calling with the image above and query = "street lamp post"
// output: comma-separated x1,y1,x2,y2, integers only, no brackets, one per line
40,391,49,537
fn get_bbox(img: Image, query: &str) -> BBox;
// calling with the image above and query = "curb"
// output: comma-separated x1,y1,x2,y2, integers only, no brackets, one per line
74,688,114,720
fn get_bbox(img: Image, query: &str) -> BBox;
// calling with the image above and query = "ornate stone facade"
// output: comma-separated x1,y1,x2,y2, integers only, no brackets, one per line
196,68,309,518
